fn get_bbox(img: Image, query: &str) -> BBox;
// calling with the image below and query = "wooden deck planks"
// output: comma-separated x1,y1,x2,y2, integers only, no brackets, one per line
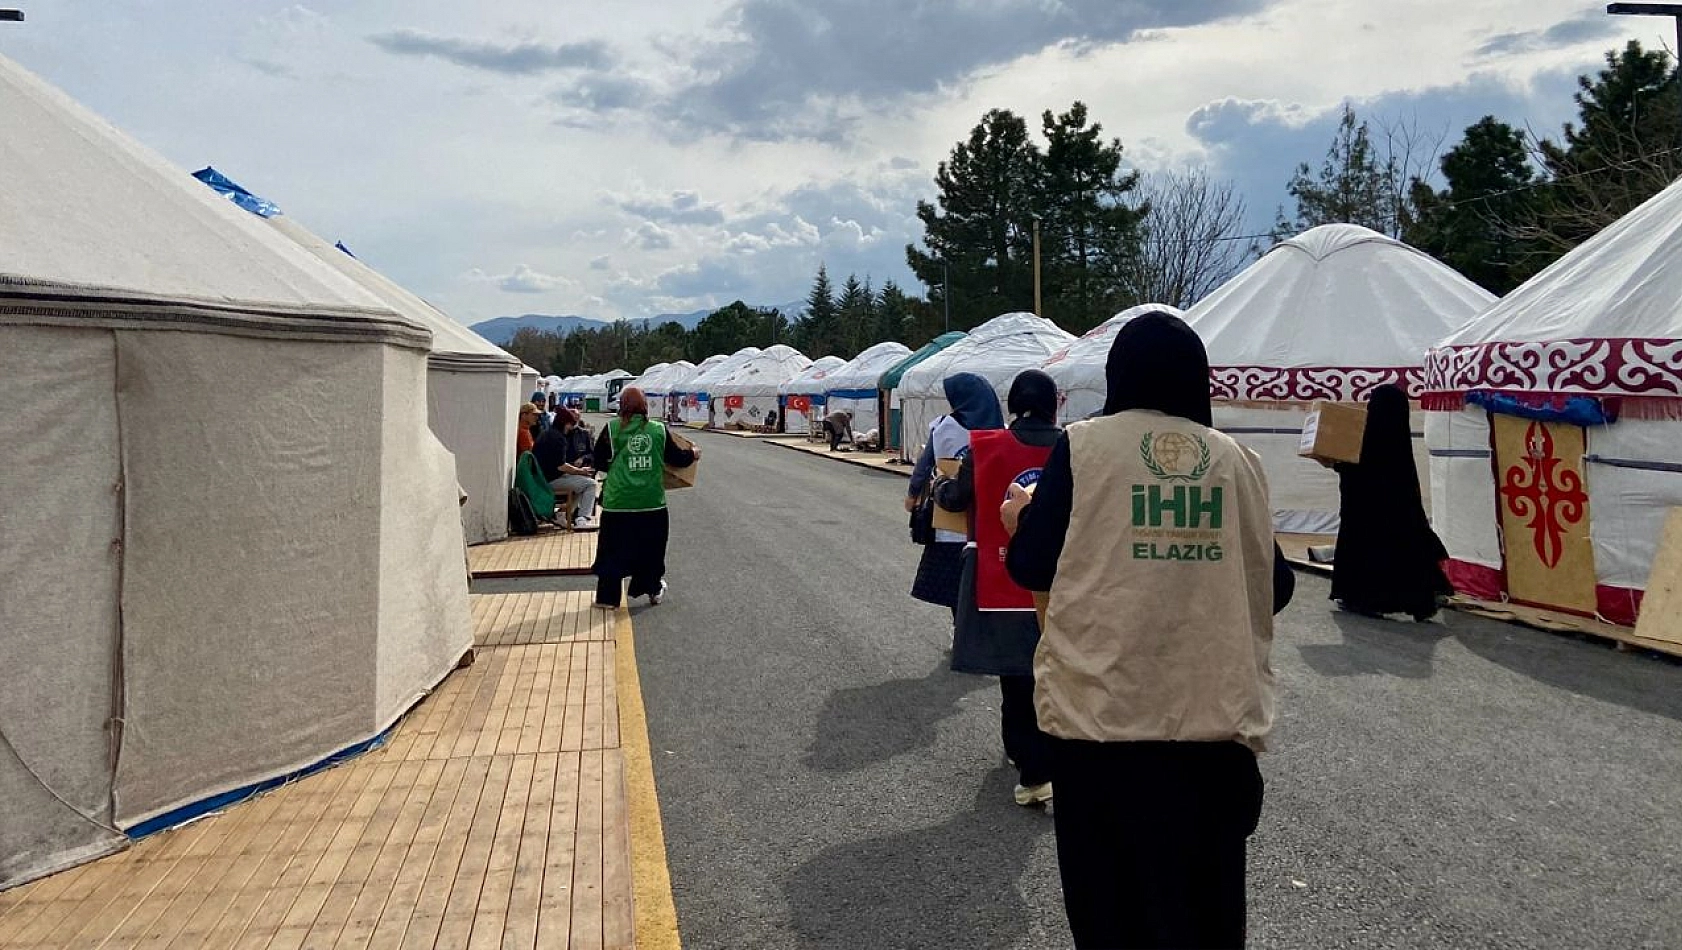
0,591,643,950
467,531,596,578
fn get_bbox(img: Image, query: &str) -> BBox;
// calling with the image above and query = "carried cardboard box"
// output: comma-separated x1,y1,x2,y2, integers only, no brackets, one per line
1298,401,1366,465
931,458,966,533
664,430,699,490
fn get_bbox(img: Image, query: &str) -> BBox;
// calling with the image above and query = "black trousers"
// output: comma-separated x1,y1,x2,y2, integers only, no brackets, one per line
998,675,1052,786
1051,738,1263,949
824,421,848,450
592,508,669,608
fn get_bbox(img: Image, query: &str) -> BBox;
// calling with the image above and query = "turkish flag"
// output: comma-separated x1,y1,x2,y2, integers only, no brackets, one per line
724,395,745,409
787,395,812,413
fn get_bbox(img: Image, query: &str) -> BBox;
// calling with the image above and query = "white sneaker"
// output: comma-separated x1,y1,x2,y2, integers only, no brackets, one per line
648,579,668,605
1013,782,1053,806
573,515,594,531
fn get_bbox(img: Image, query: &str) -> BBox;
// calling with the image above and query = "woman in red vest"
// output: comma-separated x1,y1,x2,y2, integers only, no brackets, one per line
936,369,1061,806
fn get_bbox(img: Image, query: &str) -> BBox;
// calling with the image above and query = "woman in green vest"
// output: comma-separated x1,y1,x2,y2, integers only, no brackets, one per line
590,388,699,609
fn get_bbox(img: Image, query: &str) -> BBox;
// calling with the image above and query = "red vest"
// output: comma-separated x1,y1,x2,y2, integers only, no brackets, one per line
971,429,1052,611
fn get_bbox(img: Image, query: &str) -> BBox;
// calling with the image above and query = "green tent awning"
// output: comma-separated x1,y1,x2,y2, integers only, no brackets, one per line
877,332,965,390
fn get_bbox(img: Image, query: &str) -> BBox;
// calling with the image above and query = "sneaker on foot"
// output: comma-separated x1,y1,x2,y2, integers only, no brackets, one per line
648,579,668,605
1013,782,1053,806
573,515,595,531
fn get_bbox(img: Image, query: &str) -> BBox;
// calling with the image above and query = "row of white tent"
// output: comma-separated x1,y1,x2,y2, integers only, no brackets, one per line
536,370,633,406
644,213,1679,636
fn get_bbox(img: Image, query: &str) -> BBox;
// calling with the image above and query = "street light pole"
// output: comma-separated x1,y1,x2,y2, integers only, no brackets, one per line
1608,3,1682,145
1031,216,1043,318
942,260,951,334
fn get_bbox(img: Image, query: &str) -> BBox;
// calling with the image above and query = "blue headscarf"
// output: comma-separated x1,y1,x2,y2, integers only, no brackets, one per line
943,372,1004,430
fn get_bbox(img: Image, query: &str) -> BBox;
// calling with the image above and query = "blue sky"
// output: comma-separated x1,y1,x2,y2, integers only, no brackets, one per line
1,1,1661,322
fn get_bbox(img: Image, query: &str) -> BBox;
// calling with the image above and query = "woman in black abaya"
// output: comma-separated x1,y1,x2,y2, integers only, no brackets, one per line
1330,384,1452,621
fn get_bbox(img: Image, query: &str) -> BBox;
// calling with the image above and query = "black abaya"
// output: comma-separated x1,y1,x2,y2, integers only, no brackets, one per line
1330,385,1451,619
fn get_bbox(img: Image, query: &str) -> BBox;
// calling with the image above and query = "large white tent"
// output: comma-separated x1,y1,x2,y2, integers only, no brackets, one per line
1186,224,1492,533
578,369,632,411
712,345,811,427
198,171,525,545
640,360,694,420
1042,304,1184,424
823,341,912,437
667,354,729,423
0,55,472,888
899,313,1074,461
780,356,847,434
1424,179,1682,628
683,347,761,425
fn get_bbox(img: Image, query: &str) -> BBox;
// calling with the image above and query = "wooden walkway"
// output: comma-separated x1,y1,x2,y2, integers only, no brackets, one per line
468,530,596,578
766,439,911,475
0,592,640,950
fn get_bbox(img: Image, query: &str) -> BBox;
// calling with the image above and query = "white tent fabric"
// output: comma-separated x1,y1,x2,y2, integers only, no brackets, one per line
684,348,761,425
780,356,847,434
259,215,523,545
640,360,693,419
900,314,1074,461
667,355,729,423
1186,224,1493,533
1041,304,1184,424
1424,177,1682,623
823,342,912,436
0,54,472,889
522,366,542,400
713,345,811,427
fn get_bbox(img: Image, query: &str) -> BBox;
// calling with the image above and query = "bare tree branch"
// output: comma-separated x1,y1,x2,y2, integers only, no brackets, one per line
1124,170,1256,308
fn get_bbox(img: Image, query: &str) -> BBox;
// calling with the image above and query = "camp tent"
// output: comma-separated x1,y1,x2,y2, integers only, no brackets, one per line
823,342,912,438
0,54,472,888
1041,304,1184,424
712,345,811,428
197,169,525,545
684,347,761,426
1424,179,1682,628
522,366,542,400
641,360,694,420
668,354,730,423
1185,224,1491,533
780,356,847,434
899,314,1074,462
880,332,966,456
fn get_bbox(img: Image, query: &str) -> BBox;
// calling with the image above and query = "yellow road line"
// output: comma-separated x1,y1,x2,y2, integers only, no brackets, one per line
614,606,683,949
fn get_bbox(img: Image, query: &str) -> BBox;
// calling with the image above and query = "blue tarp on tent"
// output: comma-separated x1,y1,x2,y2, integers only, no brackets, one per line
192,166,282,218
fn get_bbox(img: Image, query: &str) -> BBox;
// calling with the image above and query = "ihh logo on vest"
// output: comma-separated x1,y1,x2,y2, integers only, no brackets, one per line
1130,431,1224,561
627,433,655,472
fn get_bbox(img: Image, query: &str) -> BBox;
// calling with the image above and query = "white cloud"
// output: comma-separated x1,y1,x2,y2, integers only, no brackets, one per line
467,264,574,294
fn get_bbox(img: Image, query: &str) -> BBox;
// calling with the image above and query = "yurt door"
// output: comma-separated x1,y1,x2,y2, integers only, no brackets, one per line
1492,415,1598,614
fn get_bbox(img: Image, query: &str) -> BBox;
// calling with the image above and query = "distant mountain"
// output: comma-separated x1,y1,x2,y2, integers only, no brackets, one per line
470,300,808,345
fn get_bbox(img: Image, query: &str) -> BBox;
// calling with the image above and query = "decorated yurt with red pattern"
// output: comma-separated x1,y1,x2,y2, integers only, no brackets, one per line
1423,179,1682,627
1186,224,1494,533
779,356,846,434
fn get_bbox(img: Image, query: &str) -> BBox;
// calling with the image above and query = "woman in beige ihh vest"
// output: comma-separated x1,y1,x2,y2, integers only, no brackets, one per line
1003,312,1296,949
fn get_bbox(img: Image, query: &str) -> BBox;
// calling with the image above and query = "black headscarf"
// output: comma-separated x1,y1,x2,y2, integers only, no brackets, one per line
1007,370,1058,423
944,372,1004,430
1101,311,1213,427
1358,384,1423,504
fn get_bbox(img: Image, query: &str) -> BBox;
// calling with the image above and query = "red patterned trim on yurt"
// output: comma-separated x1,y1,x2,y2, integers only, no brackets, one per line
1209,366,1424,401
1425,338,1682,398
1444,559,1646,628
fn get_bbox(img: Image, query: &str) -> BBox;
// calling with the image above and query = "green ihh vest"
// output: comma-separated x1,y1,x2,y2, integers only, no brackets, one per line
604,417,668,512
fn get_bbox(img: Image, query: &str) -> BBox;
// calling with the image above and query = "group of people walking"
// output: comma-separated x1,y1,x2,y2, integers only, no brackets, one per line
903,312,1450,949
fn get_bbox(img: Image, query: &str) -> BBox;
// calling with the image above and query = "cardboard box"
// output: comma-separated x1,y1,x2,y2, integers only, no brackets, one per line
664,431,699,490
931,458,966,533
1298,401,1366,465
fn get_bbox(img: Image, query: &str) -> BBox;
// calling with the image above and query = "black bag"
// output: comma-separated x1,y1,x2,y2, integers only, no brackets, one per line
509,487,539,536
909,491,934,546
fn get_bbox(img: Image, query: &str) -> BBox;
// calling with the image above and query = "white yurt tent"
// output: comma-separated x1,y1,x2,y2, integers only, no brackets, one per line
198,169,525,545
780,356,847,434
823,341,912,436
1424,180,1682,628
1185,224,1492,533
0,55,472,888
669,355,729,423
521,366,542,400
641,360,693,419
684,347,761,425
1042,304,1185,424
712,344,811,427
899,313,1074,461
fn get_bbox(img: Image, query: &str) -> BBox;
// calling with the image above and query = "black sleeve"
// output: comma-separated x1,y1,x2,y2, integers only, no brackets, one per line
1004,433,1072,592
907,440,936,498
934,452,974,513
1273,542,1295,615
594,428,613,471
664,433,696,466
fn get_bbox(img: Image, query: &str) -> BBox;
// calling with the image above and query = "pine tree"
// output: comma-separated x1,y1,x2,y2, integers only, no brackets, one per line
1038,102,1145,331
1405,116,1537,294
836,274,871,357
1275,105,1400,238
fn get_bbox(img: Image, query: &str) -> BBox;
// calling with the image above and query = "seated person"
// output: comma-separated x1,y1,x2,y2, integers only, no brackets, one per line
822,409,854,451
532,408,598,530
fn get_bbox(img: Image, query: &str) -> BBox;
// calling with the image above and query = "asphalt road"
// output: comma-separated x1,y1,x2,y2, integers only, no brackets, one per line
629,431,1682,950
